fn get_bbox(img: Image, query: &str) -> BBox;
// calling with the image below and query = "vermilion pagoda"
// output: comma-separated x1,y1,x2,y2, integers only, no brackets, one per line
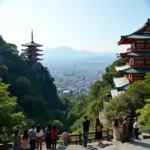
111,19,150,98
22,30,43,62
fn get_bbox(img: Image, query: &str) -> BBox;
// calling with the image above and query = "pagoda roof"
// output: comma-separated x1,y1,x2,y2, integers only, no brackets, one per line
120,51,150,57
115,65,131,72
113,77,129,88
111,89,124,98
22,41,42,47
115,65,150,73
118,19,150,45
122,67,150,74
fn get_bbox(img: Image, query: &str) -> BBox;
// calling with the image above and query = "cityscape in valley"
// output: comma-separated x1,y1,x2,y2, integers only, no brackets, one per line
42,47,116,96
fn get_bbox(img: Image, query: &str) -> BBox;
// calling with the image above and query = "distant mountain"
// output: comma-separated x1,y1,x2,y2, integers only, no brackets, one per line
42,46,116,65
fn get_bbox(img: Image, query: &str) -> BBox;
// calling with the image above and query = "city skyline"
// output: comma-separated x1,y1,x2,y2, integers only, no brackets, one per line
0,0,150,52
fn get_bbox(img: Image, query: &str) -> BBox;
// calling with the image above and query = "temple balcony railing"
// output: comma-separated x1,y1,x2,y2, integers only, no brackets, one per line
127,47,150,51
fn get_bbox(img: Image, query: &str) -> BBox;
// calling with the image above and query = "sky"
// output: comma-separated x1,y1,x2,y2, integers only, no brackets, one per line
0,0,150,53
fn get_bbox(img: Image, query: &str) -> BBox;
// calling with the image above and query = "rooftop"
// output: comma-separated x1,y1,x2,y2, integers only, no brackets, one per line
118,19,150,45
113,77,129,88
115,65,150,73
111,89,124,98
120,51,150,57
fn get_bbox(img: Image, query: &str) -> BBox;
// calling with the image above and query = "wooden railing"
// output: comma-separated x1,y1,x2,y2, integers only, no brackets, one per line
0,129,113,149
57,128,113,145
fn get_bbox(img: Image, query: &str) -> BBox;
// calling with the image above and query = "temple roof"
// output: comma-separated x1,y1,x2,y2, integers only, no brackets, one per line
118,19,150,45
22,41,43,47
115,65,131,71
115,65,150,73
122,67,150,74
111,89,124,98
120,51,150,57
22,30,43,47
113,77,129,88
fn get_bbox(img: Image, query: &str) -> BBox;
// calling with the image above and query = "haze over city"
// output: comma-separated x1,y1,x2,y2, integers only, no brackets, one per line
1,0,150,53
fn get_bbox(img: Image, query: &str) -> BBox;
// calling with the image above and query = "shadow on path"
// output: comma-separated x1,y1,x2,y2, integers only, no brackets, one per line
57,145,67,150
132,140,150,149
87,143,113,150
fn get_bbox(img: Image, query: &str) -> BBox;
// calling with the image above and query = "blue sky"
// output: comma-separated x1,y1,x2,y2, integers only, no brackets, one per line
0,0,150,52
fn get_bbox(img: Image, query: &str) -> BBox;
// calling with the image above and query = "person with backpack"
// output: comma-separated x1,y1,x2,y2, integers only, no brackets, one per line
62,128,69,146
82,116,90,147
95,118,103,146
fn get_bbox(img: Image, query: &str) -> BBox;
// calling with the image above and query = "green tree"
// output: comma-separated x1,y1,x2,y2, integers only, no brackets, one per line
0,65,8,77
136,99,150,133
0,79,27,140
104,94,131,123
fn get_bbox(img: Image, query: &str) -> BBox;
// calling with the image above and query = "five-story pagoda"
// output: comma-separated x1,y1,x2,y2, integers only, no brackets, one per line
22,30,43,62
111,19,150,98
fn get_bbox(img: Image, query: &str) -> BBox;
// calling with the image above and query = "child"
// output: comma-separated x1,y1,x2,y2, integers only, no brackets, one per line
62,128,69,146
21,130,29,150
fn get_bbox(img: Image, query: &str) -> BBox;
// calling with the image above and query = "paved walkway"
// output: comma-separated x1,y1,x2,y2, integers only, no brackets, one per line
42,139,150,150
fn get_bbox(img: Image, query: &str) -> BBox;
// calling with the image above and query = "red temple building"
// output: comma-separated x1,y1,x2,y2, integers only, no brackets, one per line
111,19,150,98
22,30,43,62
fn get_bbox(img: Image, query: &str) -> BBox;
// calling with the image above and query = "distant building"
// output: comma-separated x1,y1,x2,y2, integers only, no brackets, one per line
111,19,150,98
62,90,72,97
21,30,43,62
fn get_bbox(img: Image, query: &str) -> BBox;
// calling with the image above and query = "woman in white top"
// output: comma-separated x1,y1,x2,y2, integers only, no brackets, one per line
133,117,140,139
113,119,121,141
35,125,44,150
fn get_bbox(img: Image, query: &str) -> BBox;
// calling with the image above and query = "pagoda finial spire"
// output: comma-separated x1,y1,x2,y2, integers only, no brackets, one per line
31,29,33,42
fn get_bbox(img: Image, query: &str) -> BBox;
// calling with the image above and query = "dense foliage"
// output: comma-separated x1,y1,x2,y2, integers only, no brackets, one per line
0,79,27,140
0,37,65,128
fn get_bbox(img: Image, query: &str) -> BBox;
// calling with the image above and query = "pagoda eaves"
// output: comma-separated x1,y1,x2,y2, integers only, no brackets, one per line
118,18,150,45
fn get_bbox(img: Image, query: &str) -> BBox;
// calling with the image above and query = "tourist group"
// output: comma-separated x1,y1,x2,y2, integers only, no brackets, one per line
12,116,140,150
12,124,69,150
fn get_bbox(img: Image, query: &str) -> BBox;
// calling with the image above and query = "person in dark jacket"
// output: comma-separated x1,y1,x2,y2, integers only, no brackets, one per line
45,124,52,149
82,116,90,147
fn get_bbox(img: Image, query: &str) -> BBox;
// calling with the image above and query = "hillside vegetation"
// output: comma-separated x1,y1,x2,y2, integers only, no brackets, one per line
0,36,67,134
70,55,150,133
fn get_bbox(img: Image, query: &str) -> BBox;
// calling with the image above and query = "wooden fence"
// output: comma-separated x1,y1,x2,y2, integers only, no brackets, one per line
0,128,113,149
57,128,113,145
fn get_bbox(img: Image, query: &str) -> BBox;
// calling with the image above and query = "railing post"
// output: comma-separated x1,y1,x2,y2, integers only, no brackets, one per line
106,128,109,141
79,131,82,145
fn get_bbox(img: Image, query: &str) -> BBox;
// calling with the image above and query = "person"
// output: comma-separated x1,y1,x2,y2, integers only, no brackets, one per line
133,117,140,139
62,128,69,146
82,116,90,147
113,119,121,141
12,129,21,150
128,118,133,140
35,125,44,150
95,118,103,145
28,125,36,150
51,125,58,149
45,124,52,149
122,117,129,142
21,130,29,150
